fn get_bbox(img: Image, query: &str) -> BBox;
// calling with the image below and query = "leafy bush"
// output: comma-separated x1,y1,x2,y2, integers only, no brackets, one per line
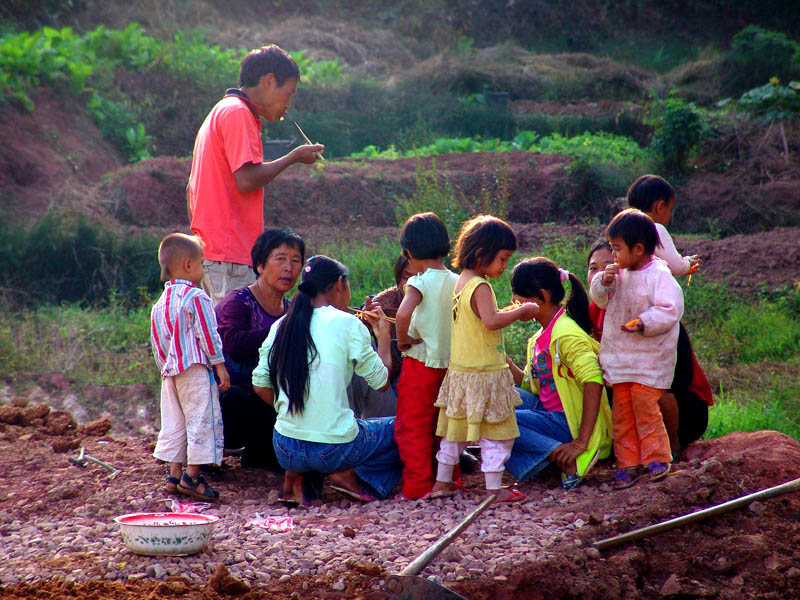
735,80,800,120
722,25,800,96
646,97,709,172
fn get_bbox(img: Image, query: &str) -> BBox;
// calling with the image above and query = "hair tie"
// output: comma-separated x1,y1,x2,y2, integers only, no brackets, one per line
558,268,570,282
303,255,316,273
298,281,316,295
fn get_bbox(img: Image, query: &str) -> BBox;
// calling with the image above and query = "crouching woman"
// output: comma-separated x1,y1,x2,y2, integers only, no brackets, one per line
252,255,402,504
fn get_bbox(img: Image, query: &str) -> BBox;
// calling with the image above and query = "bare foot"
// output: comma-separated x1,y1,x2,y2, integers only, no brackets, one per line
328,468,361,496
282,470,304,505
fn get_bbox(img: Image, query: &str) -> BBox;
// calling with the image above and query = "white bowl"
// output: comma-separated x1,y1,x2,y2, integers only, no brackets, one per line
113,512,219,556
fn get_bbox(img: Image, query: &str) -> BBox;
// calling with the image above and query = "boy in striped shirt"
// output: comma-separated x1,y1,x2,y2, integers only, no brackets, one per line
151,233,230,501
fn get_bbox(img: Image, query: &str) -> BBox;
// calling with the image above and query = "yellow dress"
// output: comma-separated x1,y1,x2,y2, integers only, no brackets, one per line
434,276,521,442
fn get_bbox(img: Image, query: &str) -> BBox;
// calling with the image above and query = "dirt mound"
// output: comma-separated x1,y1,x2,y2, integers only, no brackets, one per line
0,88,123,221
1,399,799,599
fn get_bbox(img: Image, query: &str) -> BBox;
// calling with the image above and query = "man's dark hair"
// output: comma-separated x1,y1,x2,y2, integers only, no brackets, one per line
606,208,661,255
251,228,305,278
626,174,675,212
240,45,300,87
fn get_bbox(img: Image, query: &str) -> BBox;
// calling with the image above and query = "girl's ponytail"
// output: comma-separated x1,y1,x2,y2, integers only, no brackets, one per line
564,272,593,336
268,256,348,415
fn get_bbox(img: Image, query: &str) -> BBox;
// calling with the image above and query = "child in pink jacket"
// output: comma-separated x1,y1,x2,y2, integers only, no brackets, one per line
590,209,684,489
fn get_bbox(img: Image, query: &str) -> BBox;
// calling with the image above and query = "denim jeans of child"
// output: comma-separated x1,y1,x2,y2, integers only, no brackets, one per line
272,417,402,499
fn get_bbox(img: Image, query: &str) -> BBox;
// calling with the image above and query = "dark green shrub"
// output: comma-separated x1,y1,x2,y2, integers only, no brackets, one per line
0,212,161,307
721,25,800,96
646,97,708,172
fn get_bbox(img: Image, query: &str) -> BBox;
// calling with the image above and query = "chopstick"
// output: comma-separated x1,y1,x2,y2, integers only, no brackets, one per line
293,121,325,161
346,306,396,323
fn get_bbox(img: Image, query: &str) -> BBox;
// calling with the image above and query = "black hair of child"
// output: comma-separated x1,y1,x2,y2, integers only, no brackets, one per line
267,255,348,416
158,233,203,283
586,239,611,266
511,257,594,336
606,208,661,255
240,44,300,87
400,212,450,260
393,254,410,287
626,174,675,212
452,215,517,270
251,228,306,279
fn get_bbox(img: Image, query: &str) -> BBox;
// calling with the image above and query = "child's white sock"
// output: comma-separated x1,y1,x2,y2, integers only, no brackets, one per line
484,471,503,490
436,463,455,483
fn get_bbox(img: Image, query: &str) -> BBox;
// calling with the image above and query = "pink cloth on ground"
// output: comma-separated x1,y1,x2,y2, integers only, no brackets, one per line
531,308,565,412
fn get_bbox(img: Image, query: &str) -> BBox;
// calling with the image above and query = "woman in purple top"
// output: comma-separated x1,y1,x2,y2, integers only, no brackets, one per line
215,228,304,469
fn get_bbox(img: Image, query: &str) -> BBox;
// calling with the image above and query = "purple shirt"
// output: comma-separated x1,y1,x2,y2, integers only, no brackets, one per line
215,287,288,388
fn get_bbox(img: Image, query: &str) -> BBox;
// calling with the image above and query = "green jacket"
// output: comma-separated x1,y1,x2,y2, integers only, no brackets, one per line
522,312,613,476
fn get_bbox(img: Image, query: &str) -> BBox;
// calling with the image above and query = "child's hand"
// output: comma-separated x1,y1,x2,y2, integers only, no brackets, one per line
397,334,422,352
363,295,379,312
601,263,620,286
621,317,644,333
215,364,230,392
515,301,539,322
687,255,702,270
363,305,391,341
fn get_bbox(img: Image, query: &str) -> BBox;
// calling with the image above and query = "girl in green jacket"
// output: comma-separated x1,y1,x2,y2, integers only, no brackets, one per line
506,257,613,490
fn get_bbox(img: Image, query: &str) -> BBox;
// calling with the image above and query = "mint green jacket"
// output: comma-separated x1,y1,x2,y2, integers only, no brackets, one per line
522,313,613,475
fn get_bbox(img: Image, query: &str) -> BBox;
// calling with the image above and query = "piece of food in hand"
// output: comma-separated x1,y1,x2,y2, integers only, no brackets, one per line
624,318,642,329
500,301,522,312
689,263,701,274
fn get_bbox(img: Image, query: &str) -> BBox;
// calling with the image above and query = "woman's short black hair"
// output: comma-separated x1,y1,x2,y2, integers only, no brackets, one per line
400,212,450,260
251,228,305,278
626,174,675,212
393,254,410,287
240,44,300,87
606,208,660,255
586,240,612,266
452,215,517,270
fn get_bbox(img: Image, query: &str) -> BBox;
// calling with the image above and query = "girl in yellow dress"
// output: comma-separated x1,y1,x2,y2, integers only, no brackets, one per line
430,215,539,503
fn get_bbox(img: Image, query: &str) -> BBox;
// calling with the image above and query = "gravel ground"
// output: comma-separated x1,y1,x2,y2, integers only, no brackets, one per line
2,399,800,599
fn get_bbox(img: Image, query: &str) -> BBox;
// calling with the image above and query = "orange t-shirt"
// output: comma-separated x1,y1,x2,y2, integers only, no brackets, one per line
189,92,263,266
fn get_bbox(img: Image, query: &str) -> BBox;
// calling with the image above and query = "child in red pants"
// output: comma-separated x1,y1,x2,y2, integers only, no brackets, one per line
394,213,459,499
589,209,684,489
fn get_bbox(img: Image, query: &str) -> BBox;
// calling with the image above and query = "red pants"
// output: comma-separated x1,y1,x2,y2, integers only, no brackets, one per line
612,382,672,469
395,357,450,498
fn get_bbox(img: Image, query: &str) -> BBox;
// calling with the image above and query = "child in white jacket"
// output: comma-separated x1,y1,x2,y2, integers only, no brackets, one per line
590,209,684,489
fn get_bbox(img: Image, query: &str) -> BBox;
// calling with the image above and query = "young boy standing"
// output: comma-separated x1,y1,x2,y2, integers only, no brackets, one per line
151,233,230,501
590,209,683,489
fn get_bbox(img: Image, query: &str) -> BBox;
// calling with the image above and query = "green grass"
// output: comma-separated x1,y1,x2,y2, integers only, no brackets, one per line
705,383,800,441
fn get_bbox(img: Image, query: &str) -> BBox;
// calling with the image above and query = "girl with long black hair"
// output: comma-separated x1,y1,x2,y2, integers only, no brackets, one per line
252,256,402,504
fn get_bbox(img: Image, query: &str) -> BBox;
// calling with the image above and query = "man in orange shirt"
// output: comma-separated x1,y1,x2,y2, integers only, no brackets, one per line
188,45,324,304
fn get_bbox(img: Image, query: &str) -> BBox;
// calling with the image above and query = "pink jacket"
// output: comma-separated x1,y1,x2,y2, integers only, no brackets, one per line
589,258,684,389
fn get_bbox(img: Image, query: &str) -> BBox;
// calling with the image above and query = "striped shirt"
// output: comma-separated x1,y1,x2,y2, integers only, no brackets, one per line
151,279,225,378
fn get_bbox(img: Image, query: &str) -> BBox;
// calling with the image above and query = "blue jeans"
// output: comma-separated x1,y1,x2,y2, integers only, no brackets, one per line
272,417,402,499
506,397,573,482
516,387,541,411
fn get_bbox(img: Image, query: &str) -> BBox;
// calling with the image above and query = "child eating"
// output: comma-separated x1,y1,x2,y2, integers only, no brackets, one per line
589,209,683,489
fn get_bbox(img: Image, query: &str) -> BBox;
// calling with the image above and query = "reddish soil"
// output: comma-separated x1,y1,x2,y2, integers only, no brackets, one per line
1,401,800,599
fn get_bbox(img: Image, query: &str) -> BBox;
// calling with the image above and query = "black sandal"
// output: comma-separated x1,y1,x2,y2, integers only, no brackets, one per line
165,475,180,494
177,472,220,501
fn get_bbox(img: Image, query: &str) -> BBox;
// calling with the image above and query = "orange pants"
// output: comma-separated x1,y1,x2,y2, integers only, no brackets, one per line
612,382,672,469
395,357,454,498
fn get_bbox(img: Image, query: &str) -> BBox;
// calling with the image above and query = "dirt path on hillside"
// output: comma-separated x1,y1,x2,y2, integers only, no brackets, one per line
1,399,800,600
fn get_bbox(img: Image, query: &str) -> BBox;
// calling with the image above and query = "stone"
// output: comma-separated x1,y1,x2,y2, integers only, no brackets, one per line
342,526,356,538
586,547,602,559
146,564,167,580
207,564,250,595
79,417,113,437
10,397,29,408
331,579,346,591
20,402,50,425
0,405,22,425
